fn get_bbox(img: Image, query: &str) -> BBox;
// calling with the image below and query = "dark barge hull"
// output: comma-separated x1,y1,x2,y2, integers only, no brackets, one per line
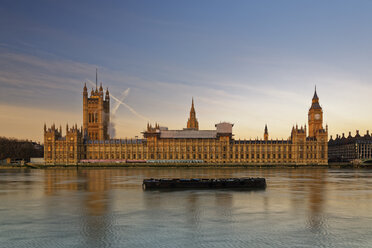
142,178,266,190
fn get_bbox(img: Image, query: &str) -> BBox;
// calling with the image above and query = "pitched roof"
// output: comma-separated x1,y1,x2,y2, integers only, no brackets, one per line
160,130,217,139
313,86,319,100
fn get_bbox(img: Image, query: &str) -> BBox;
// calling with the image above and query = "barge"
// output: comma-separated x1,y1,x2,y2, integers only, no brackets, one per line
142,177,266,190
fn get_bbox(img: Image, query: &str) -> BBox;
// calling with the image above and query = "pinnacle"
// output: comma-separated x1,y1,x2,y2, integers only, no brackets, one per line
312,85,319,100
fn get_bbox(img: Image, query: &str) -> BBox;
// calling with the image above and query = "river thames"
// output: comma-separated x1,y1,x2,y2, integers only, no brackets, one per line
1,167,372,248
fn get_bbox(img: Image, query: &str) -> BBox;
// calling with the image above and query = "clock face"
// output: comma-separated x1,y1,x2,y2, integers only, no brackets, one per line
315,114,321,120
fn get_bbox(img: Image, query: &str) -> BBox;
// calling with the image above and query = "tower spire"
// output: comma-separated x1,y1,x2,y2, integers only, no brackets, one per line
313,85,318,100
187,97,199,130
96,68,98,90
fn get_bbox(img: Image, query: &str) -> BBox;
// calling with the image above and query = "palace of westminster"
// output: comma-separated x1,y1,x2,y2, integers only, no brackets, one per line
44,79,329,165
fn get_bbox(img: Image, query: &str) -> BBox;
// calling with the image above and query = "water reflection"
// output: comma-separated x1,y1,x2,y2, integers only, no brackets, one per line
306,170,327,232
1,168,372,248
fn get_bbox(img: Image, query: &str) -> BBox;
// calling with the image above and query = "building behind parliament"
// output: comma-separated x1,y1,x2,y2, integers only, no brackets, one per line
44,80,328,165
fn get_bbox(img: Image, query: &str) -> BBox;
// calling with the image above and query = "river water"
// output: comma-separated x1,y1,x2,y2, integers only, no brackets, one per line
1,167,372,248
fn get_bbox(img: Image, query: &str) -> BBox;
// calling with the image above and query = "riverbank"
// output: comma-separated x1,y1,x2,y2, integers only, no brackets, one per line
1,162,370,169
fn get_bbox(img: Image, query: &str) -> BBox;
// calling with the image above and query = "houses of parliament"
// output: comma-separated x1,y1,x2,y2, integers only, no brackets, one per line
44,79,328,165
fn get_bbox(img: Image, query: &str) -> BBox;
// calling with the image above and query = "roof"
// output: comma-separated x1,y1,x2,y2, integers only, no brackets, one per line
160,130,217,139
234,140,291,144
313,89,319,100
310,102,322,109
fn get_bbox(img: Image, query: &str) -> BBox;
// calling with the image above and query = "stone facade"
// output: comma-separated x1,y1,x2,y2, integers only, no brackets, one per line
44,83,328,165
83,82,110,141
328,131,372,162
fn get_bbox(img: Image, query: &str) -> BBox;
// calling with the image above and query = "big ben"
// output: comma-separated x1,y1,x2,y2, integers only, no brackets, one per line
308,87,323,137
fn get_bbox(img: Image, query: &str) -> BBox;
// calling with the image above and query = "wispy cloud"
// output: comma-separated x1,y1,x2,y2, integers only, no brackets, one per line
1,46,372,142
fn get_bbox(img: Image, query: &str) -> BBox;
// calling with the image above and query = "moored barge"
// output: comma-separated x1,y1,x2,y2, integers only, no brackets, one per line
142,177,266,190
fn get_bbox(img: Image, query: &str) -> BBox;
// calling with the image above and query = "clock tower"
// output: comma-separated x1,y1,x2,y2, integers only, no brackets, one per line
308,87,323,137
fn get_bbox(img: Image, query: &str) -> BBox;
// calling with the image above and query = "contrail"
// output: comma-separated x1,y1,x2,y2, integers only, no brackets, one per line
110,94,149,121
113,88,130,114
86,79,149,121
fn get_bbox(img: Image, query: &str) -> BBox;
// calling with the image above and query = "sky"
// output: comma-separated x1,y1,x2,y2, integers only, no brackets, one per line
1,0,372,143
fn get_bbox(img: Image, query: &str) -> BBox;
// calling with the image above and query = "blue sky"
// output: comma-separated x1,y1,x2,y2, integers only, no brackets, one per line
1,0,372,142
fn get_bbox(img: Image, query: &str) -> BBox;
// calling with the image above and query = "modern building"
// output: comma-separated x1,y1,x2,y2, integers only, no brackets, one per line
328,131,372,162
44,80,328,165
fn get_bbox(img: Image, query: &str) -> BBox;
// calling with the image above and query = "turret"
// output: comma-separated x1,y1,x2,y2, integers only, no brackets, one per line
264,124,268,141
83,83,88,97
105,88,110,101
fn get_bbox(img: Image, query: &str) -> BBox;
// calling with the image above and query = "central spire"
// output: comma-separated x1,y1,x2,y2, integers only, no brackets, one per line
187,97,199,130
191,97,195,113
